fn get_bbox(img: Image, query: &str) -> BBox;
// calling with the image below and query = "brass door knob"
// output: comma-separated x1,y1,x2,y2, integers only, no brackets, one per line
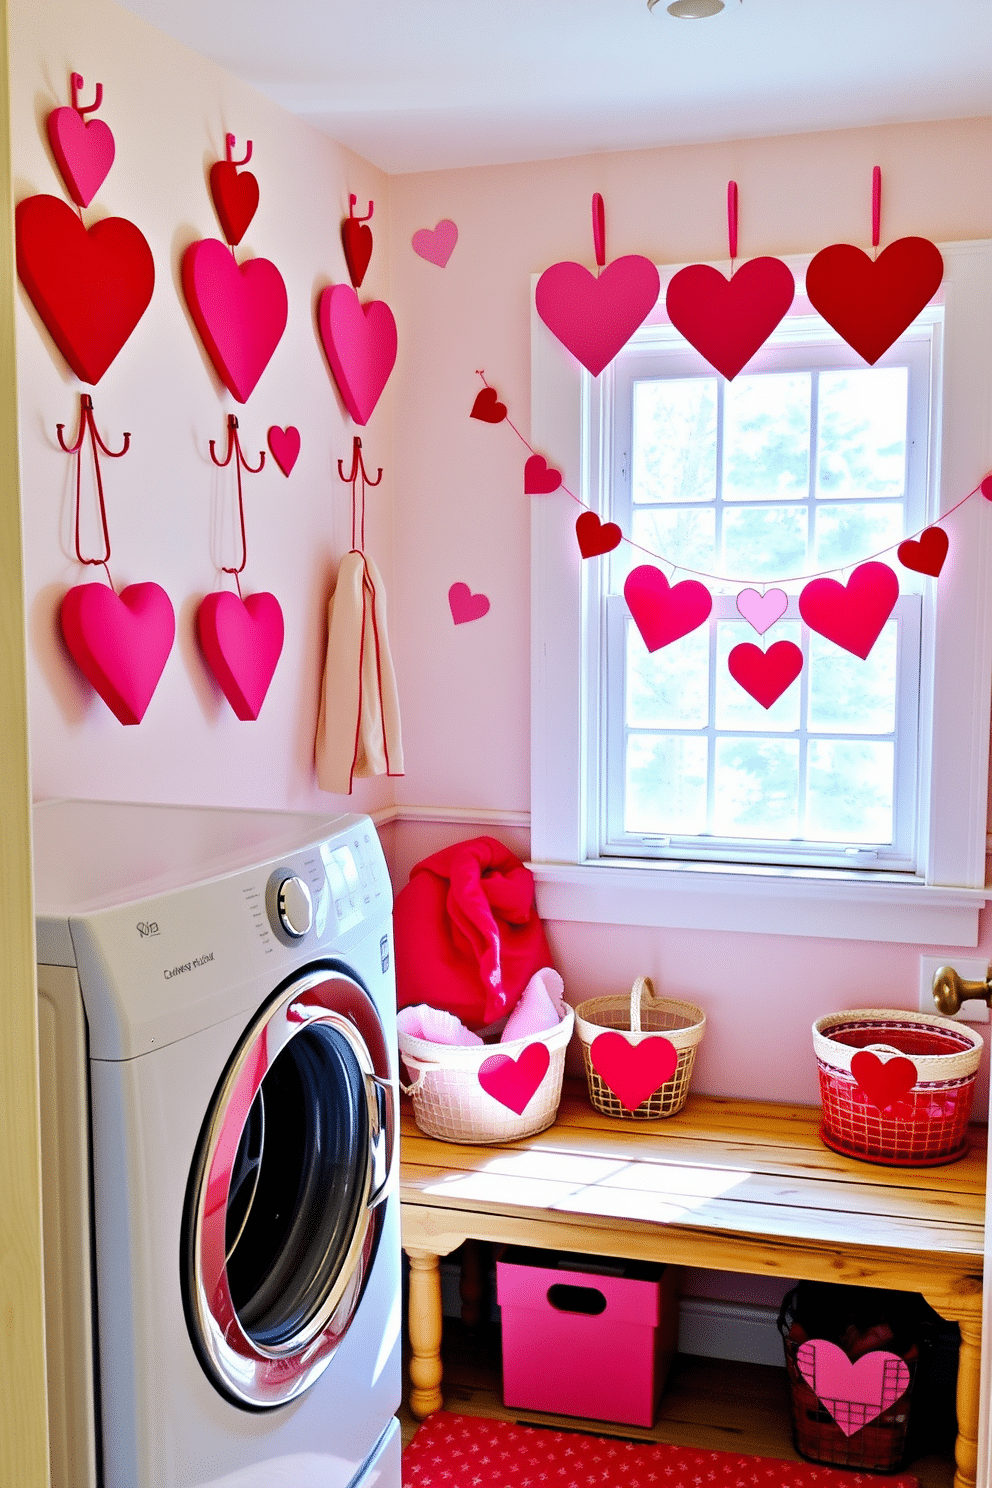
932,964,992,1017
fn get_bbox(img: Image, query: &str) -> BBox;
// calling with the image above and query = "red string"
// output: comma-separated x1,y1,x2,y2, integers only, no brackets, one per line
56,393,131,587
209,415,265,593
337,436,382,554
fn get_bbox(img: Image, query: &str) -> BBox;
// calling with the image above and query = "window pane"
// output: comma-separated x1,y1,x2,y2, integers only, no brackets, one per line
632,378,717,504
723,373,811,502
806,740,894,843
723,505,807,581
626,735,708,834
713,738,799,838
807,624,897,734
816,369,908,500
628,508,716,580
716,620,801,732
627,620,709,729
815,503,904,570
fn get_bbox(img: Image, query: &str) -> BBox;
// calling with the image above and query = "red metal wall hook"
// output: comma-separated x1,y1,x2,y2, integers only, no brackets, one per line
209,415,264,588
348,193,374,222
55,392,130,581
70,72,103,117
338,435,382,552
225,132,253,167
592,193,606,270
337,434,382,488
727,180,739,264
872,165,882,252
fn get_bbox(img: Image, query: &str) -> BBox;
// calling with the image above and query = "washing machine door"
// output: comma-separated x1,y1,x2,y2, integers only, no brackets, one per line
182,965,396,1409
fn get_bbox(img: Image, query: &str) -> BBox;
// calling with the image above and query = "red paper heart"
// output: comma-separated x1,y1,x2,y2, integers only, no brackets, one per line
60,581,175,725
982,475,992,501
16,194,155,384
47,107,115,208
208,161,259,247
182,239,288,404
624,565,712,652
524,455,562,494
576,512,622,558
342,217,373,288
897,526,948,577
197,591,284,721
728,640,803,709
449,582,490,624
590,1032,678,1113
850,1050,918,1112
478,1044,551,1114
470,387,506,423
267,425,301,477
798,561,898,660
318,284,397,426
411,219,458,268
806,238,944,365
535,255,661,377
666,257,796,381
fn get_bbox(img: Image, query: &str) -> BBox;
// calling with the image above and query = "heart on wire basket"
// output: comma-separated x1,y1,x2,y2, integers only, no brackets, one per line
796,1339,911,1437
590,1032,678,1113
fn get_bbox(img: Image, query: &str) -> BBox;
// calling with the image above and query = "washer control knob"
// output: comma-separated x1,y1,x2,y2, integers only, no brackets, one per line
276,875,313,939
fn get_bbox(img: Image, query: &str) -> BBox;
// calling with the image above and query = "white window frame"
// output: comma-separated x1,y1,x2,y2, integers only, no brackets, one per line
529,243,992,945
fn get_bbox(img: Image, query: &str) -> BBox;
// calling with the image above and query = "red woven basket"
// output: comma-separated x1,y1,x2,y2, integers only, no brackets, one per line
812,1009,983,1167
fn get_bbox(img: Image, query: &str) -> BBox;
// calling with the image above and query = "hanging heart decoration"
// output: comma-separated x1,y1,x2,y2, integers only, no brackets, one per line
342,216,373,289
208,161,259,247
576,512,622,558
624,565,712,652
478,1044,550,1114
797,1340,910,1437
449,582,490,624
47,106,115,208
60,581,175,725
412,219,458,268
535,255,661,378
16,194,155,384
318,284,397,426
736,587,788,635
666,257,796,381
805,237,943,366
728,640,803,709
982,475,992,501
798,562,898,660
524,454,562,494
182,239,288,404
897,526,948,578
850,1050,918,1111
590,1031,678,1112
470,386,506,423
197,590,284,721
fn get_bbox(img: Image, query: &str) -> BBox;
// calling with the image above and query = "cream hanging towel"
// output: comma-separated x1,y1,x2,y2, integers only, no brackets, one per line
315,549,404,793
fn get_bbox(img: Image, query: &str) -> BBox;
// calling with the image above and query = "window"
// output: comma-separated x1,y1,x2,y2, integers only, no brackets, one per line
530,244,992,944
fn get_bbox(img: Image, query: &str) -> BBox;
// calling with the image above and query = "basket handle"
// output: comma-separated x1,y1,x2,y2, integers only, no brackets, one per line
398,1054,445,1097
630,976,657,1036
862,1044,907,1059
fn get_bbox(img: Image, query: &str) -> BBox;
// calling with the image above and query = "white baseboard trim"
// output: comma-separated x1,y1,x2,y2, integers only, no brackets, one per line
678,1297,784,1368
371,804,531,830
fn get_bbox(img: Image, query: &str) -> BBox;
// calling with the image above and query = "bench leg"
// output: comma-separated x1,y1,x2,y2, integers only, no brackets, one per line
954,1314,981,1488
407,1249,444,1420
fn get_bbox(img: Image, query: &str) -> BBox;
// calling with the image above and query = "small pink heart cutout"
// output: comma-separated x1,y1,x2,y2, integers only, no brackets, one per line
478,1044,551,1114
267,425,301,477
197,591,285,721
590,1032,679,1112
449,583,490,625
412,219,458,267
797,1339,910,1436
60,581,175,725
736,587,788,635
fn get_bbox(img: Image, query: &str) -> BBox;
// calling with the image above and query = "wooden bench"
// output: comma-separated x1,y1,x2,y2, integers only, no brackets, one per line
400,1081,986,1488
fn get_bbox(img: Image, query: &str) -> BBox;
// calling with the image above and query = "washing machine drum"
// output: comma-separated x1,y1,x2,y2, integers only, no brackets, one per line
182,966,395,1410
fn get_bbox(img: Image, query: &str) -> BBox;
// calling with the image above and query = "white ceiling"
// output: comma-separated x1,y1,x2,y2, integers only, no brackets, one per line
116,0,992,174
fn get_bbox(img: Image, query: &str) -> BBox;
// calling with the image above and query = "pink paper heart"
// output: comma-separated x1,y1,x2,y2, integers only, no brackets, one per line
624,565,712,652
797,1339,910,1436
196,591,284,721
412,219,458,267
449,582,490,625
478,1044,551,1114
806,238,944,366
850,1050,918,1112
536,255,661,378
798,561,898,660
524,454,562,494
736,587,788,635
728,640,803,710
666,257,795,381
181,239,288,404
590,1032,678,1112
60,581,175,725
318,284,397,426
47,107,116,209
267,425,301,477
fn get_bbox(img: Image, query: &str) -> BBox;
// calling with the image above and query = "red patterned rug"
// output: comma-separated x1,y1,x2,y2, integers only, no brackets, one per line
402,1412,919,1488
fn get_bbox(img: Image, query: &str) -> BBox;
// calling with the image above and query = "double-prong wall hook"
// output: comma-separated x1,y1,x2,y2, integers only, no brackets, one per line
208,414,265,591
70,72,103,116
338,435,382,553
348,193,374,223
225,132,253,166
56,392,130,581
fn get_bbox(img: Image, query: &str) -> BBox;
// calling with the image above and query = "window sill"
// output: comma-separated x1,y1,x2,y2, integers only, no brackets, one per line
527,858,992,946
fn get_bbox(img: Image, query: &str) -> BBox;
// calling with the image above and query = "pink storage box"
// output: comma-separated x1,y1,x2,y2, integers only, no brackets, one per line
496,1248,680,1427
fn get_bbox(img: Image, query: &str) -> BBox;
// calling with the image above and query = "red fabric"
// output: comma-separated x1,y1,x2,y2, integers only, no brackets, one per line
394,837,552,1030
402,1412,920,1488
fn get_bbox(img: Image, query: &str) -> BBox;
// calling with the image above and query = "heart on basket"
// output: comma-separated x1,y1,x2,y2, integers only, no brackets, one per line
666,257,795,381
590,1032,679,1113
624,565,712,652
478,1044,550,1114
805,237,944,366
60,581,175,725
796,1339,910,1436
850,1050,918,1111
535,255,661,378
798,562,898,660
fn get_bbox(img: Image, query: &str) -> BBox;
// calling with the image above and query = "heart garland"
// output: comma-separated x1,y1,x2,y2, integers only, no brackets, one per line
736,588,788,635
524,454,562,494
61,581,175,725
728,640,804,710
197,590,284,720
798,562,899,660
576,512,622,558
471,386,507,423
624,566,713,652
897,526,948,578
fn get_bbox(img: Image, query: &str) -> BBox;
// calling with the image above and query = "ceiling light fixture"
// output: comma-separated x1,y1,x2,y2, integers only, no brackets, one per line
649,0,726,16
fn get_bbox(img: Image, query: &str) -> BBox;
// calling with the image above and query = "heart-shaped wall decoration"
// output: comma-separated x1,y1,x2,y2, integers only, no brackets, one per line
524,454,562,494
797,1339,910,1437
983,475,992,502
47,106,115,208
576,512,622,558
535,255,661,378
448,582,490,624
624,565,712,652
798,562,898,660
197,590,284,720
342,216,373,289
208,161,259,247
590,1032,678,1112
850,1050,918,1112
805,237,944,365
897,526,948,578
182,239,288,404
16,194,155,384
412,219,458,268
318,284,397,426
666,257,795,381
478,1044,550,1114
267,425,300,477
736,587,788,635
470,387,506,423
60,581,175,725
728,640,803,709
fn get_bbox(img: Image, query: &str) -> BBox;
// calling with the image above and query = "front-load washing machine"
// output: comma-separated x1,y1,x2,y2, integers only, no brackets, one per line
33,800,402,1488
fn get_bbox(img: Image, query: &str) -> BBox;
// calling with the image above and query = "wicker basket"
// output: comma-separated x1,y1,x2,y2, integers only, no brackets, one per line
812,1008,983,1166
398,1008,574,1144
575,977,706,1120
